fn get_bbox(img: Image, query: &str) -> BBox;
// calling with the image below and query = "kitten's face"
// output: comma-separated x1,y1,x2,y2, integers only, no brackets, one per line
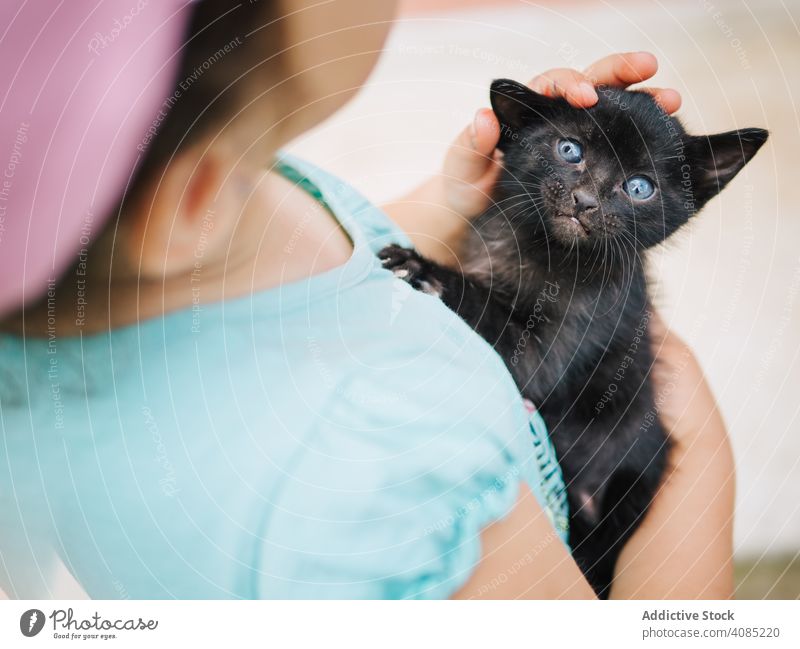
490,80,767,256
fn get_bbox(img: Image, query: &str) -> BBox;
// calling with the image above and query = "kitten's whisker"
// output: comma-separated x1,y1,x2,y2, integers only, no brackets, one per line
493,195,544,214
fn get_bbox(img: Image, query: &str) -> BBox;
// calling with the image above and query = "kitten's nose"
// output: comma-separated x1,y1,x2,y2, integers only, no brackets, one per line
572,189,598,213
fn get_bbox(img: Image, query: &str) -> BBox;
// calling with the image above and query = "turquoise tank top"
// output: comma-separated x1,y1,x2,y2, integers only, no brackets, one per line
0,153,568,599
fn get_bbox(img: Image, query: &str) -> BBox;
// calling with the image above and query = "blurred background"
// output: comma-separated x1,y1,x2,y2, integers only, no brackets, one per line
286,0,800,598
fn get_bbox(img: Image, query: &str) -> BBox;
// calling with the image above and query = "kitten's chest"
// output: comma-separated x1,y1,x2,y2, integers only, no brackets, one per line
511,279,649,396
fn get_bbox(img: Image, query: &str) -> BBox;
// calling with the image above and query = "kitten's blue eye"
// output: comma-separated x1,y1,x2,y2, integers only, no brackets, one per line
623,175,655,200
556,138,583,163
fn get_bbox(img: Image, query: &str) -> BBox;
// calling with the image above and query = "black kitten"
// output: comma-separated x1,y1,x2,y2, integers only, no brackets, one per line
380,79,767,597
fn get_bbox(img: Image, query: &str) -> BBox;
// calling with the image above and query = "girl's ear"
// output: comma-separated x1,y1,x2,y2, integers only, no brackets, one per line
688,128,769,208
490,78,556,134
127,144,231,279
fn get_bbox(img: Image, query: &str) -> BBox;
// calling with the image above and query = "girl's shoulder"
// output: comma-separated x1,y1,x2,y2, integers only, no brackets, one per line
273,152,415,255
252,343,541,599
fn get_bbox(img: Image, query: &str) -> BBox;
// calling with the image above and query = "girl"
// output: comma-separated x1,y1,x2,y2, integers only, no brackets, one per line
0,0,733,599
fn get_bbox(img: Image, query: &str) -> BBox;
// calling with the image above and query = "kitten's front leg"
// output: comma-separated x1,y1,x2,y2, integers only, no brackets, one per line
378,245,523,356
378,244,447,298
379,244,497,316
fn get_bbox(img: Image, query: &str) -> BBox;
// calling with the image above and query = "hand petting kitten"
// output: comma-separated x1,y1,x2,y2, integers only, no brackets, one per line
442,52,683,221
383,52,684,266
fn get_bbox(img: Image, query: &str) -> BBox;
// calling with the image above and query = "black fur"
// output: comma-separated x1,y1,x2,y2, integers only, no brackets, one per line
380,79,767,597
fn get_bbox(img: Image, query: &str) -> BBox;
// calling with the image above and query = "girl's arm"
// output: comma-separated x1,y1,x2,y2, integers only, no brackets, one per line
610,320,736,598
455,322,734,599
453,484,597,599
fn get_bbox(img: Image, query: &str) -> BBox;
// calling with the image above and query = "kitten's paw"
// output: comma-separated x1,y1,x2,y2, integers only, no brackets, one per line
377,245,444,297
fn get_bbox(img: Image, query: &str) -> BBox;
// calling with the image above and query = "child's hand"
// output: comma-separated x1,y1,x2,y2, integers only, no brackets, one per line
443,52,682,219
610,312,735,598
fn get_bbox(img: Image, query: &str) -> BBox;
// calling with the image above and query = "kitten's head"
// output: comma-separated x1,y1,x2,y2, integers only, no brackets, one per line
489,78,767,255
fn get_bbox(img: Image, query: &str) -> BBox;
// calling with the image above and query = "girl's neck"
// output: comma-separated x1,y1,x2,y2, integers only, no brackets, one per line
4,169,354,338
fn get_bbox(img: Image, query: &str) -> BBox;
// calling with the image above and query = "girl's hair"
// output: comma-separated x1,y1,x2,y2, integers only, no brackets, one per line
127,0,283,205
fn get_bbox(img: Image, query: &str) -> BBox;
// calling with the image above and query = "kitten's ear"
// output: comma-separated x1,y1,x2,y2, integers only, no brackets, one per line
688,128,768,207
490,78,555,132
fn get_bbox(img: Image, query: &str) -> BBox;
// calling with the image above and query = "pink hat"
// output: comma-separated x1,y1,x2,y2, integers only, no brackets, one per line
0,1,196,316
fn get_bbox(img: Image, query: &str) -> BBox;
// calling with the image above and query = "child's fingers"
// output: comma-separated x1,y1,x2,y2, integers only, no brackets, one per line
583,51,659,87
473,107,501,155
444,108,500,186
528,54,681,113
442,109,503,219
637,87,682,114
445,150,503,220
529,68,598,108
